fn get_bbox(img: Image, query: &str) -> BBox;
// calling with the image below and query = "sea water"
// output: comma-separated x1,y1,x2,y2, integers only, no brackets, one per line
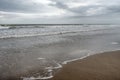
0,24,120,80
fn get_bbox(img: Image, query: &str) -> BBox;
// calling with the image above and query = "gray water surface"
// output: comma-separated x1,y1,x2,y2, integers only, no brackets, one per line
0,25,120,80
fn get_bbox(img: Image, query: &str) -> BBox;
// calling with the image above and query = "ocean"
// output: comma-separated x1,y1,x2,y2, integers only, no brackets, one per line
0,24,120,80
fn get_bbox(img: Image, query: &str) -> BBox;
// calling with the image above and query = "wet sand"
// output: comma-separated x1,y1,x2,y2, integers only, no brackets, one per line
52,50,120,80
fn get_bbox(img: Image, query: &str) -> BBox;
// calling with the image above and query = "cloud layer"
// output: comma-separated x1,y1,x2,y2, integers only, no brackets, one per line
0,0,120,24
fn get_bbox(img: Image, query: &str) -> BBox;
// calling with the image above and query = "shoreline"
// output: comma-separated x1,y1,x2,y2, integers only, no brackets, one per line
0,50,120,80
51,50,120,80
22,51,90,80
2,50,120,80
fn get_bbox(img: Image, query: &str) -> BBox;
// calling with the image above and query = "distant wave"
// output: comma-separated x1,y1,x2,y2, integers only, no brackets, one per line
0,26,9,29
8,26,46,29
0,25,119,39
0,25,46,30
0,30,104,39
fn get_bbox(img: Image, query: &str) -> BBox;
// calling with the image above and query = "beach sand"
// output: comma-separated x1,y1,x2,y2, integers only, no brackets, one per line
52,51,120,80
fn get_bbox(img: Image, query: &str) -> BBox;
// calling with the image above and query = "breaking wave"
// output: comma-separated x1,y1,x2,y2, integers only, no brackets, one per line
0,25,119,39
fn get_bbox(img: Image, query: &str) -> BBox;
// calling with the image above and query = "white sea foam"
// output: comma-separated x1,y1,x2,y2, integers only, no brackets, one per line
111,42,119,45
62,53,90,64
23,75,53,80
0,26,9,29
54,63,62,69
0,25,119,39
22,60,62,80
37,57,45,60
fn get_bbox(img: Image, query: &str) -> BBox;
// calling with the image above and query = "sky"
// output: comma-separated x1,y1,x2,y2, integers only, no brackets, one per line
0,0,120,24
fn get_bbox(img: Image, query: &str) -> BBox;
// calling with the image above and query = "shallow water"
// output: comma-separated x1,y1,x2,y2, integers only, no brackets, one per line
0,25,120,80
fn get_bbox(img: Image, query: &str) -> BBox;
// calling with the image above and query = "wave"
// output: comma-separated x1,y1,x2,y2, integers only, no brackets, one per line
0,26,9,29
8,26,46,29
0,30,102,39
0,25,47,30
0,25,119,39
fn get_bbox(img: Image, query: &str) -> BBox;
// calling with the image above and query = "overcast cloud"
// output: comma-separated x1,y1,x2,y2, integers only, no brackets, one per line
0,0,120,24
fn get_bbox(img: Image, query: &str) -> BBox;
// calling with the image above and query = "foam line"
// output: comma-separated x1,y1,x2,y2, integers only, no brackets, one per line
111,42,119,45
62,53,90,65
23,75,53,80
0,26,9,29
37,57,45,60
22,61,62,80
